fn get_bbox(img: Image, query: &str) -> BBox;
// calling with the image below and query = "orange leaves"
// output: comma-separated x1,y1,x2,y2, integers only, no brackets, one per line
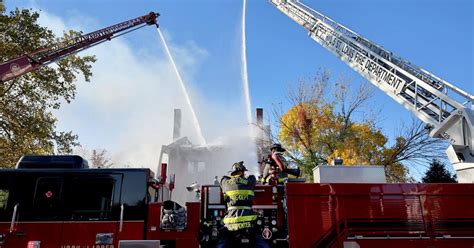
279,102,335,156
276,72,416,182
279,100,389,167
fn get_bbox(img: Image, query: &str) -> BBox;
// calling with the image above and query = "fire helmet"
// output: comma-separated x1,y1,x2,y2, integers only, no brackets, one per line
271,143,286,152
230,161,247,176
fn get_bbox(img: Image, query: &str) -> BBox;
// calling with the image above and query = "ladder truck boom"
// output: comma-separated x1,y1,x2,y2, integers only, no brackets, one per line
271,0,474,182
0,11,159,83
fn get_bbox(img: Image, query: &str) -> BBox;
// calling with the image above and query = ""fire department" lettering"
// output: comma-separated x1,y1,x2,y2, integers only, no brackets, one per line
312,22,406,92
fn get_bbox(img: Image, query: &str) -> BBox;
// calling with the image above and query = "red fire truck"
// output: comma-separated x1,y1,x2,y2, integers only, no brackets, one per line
0,156,157,247
199,182,474,248
1,156,473,247
0,155,203,248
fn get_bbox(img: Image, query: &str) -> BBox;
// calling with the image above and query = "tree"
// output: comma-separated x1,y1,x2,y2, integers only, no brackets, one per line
89,149,113,168
422,160,457,183
380,120,447,182
0,6,96,167
74,146,113,168
275,71,445,182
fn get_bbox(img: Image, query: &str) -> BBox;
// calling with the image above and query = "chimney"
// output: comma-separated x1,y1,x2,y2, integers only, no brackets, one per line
173,109,181,141
256,108,264,175
256,108,263,128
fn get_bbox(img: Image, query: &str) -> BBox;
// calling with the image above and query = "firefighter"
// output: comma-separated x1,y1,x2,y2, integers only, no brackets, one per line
217,161,269,248
262,143,301,185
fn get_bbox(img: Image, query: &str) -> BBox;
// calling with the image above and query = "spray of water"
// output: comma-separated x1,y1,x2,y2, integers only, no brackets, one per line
241,0,252,126
241,0,260,173
157,29,206,145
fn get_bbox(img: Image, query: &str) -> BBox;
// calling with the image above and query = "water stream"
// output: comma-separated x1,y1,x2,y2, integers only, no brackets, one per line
241,0,252,125
157,29,206,145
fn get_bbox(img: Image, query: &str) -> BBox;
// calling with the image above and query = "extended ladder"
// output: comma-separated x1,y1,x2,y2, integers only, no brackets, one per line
271,0,474,182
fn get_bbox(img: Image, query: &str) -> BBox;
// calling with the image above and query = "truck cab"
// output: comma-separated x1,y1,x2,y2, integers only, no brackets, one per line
0,155,152,247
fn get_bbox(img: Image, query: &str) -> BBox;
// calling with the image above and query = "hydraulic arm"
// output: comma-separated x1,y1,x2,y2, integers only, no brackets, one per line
271,0,474,182
0,11,159,83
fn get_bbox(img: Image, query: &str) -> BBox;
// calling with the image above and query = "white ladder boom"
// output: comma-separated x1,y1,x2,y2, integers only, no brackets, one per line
271,0,474,182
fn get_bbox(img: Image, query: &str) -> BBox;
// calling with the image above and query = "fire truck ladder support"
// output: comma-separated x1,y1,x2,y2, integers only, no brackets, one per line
270,0,474,182
0,11,159,83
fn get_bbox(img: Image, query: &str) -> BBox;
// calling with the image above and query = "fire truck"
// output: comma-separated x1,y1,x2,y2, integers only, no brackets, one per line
1,0,474,248
1,157,473,248
0,156,158,247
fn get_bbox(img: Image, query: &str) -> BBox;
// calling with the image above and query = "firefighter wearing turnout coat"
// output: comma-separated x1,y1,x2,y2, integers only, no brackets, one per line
216,161,269,248
261,144,301,185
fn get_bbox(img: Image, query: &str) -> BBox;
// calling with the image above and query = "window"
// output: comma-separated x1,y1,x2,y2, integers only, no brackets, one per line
0,188,11,222
0,189,8,210
33,177,63,220
70,177,115,221
0,174,12,221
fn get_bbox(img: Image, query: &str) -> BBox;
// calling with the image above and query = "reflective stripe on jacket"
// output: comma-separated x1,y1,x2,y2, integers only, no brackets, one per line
220,175,257,231
262,176,286,184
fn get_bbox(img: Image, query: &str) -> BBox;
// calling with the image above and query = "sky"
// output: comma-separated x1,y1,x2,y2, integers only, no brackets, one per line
5,0,473,180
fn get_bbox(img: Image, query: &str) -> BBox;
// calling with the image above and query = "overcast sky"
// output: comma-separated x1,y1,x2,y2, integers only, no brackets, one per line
6,0,473,179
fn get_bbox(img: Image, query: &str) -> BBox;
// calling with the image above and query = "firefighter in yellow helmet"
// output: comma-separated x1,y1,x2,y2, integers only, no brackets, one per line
216,161,269,248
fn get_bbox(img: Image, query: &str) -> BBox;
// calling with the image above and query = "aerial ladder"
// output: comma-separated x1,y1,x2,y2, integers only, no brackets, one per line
0,11,159,83
271,0,474,182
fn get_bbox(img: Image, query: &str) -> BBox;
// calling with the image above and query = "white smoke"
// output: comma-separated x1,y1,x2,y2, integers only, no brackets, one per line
35,5,258,204
157,28,206,146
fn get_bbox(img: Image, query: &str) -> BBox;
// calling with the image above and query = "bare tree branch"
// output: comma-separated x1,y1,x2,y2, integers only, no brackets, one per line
383,119,447,167
90,149,114,168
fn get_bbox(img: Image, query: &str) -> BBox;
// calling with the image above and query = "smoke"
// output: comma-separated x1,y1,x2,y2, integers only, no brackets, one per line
157,28,206,146
36,5,258,203
38,10,207,165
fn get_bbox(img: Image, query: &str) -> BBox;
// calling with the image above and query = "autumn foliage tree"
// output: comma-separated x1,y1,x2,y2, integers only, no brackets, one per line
276,71,446,182
0,5,96,167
